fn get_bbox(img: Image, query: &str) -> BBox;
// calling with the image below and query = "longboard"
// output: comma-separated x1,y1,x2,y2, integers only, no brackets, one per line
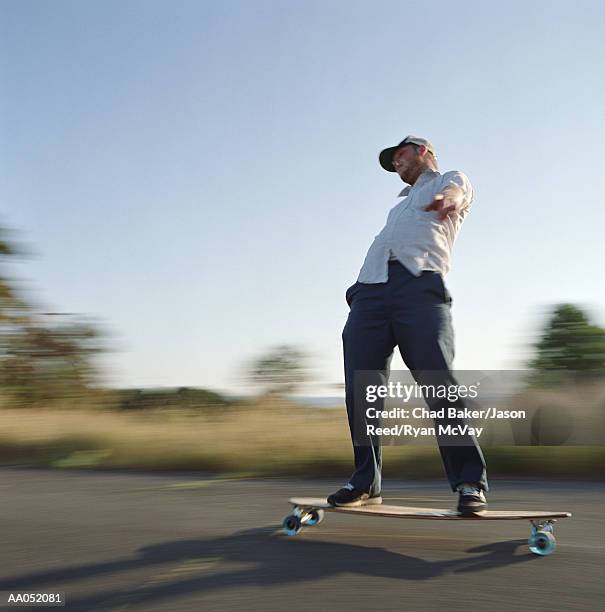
283,497,572,556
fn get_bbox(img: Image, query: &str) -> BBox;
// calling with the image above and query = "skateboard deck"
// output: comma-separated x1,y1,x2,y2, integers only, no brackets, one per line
289,497,571,520
283,497,571,556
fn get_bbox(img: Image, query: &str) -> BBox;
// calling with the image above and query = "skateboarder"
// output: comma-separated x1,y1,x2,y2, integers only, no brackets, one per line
327,135,488,515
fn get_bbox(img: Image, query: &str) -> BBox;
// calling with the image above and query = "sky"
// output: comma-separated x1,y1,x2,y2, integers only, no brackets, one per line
1,0,604,396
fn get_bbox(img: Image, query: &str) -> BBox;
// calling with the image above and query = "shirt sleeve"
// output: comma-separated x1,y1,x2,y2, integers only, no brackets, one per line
440,171,474,212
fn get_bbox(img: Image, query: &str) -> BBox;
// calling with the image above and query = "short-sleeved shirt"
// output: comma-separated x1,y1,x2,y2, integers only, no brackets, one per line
356,169,474,282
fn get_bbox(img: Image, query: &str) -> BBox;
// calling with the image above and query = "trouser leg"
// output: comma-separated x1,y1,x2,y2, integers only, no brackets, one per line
342,282,396,496
390,268,488,492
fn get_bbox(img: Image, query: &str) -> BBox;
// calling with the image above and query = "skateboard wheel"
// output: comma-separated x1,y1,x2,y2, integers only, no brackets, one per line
283,514,302,536
306,509,324,526
528,531,556,556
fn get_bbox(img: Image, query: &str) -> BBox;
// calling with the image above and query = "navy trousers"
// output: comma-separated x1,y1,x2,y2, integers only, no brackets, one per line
342,260,488,496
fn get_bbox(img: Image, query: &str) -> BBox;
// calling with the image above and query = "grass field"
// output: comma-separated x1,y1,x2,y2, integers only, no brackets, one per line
0,402,603,479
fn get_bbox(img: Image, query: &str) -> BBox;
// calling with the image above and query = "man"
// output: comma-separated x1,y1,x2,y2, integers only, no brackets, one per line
327,135,488,515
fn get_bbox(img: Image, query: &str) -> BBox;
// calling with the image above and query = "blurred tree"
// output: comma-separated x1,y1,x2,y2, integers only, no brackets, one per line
0,229,30,323
1,316,105,405
527,304,605,387
0,224,106,407
248,345,309,397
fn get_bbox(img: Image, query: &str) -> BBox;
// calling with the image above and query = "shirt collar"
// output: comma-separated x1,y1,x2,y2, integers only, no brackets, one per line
397,169,440,197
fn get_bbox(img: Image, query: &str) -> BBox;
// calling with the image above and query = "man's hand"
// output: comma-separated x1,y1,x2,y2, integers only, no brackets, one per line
423,194,458,221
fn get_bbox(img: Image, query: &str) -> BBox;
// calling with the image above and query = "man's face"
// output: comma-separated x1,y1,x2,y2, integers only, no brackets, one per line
392,144,422,182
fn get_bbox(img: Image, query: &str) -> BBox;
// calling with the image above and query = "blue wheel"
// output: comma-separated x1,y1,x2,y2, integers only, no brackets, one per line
283,514,302,536
306,509,324,526
529,531,556,556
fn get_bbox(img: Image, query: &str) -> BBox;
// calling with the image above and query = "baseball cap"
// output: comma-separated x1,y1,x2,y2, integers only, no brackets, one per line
379,135,437,172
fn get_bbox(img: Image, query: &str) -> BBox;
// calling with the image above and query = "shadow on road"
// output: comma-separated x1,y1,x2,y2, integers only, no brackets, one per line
1,527,538,611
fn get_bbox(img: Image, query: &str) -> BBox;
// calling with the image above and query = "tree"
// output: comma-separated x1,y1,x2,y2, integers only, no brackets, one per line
247,345,309,397
527,304,605,387
1,316,105,405
0,228,30,324
0,223,106,407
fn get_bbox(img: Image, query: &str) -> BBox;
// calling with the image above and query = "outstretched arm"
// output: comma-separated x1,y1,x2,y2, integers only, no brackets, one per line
424,172,473,221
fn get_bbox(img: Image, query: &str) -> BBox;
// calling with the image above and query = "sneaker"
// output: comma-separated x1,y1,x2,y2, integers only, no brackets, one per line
327,485,383,507
457,484,487,515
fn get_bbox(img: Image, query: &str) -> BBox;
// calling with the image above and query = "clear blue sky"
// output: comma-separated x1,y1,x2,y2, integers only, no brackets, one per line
2,0,604,395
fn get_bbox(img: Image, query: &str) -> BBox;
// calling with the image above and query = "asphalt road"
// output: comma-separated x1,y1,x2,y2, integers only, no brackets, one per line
1,468,603,611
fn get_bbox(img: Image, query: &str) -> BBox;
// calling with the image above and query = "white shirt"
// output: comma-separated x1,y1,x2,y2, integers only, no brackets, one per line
356,170,474,282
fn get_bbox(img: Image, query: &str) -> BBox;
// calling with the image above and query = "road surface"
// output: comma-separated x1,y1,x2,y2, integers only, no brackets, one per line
1,468,603,611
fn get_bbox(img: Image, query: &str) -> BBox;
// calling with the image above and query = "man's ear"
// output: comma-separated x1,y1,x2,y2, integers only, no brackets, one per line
417,144,428,158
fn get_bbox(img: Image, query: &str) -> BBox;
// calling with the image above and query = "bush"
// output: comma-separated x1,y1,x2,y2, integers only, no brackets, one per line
116,387,231,411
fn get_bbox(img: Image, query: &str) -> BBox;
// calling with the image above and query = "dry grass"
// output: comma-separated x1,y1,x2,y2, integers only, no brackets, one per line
0,401,603,479
0,403,355,473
